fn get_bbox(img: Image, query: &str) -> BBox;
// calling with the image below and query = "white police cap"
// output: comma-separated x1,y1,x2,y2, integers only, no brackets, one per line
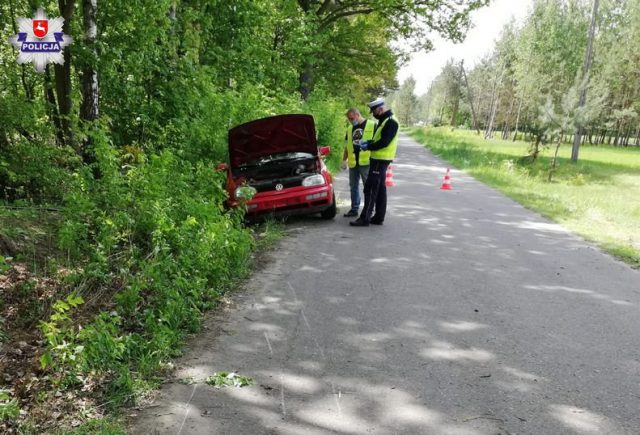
367,97,385,112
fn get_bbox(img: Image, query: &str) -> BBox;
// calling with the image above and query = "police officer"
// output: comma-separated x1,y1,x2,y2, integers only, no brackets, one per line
349,98,399,227
342,108,376,217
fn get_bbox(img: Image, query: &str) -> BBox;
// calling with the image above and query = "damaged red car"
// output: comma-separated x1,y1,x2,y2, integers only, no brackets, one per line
218,114,336,219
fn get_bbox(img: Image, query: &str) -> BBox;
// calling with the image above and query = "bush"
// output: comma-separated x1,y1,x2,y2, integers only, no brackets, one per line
33,93,347,419
38,129,253,407
303,96,346,172
0,138,80,203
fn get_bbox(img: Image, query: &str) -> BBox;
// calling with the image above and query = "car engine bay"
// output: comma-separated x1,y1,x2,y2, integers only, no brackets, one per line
233,154,319,192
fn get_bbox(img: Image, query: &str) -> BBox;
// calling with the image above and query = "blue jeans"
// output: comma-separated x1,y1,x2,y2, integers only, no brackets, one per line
349,165,369,212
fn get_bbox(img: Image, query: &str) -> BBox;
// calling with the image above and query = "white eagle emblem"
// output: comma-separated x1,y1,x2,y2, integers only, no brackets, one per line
8,8,73,73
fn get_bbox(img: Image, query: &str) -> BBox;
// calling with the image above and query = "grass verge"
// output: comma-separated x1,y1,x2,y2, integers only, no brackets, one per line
408,127,640,268
0,204,283,434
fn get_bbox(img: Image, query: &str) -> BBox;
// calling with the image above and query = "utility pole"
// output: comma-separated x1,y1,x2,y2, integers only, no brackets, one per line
572,0,599,162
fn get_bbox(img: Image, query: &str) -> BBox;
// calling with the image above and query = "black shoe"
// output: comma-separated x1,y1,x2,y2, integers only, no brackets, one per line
349,219,369,227
343,210,359,217
370,216,384,225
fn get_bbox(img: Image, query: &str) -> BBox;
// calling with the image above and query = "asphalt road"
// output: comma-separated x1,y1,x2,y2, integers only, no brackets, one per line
130,133,640,435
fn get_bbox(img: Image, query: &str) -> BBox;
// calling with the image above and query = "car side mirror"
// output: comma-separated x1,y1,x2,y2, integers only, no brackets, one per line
319,146,330,156
217,163,228,171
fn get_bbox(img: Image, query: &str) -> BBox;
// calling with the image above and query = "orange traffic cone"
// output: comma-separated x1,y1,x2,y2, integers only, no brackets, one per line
440,168,452,190
385,165,395,187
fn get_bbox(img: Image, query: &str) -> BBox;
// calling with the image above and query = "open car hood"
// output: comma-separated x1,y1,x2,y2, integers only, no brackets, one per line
228,114,318,167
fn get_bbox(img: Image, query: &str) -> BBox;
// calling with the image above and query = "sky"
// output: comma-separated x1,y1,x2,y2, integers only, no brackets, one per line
397,0,534,96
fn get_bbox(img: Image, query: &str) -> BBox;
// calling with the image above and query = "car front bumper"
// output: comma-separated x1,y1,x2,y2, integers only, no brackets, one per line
244,184,334,217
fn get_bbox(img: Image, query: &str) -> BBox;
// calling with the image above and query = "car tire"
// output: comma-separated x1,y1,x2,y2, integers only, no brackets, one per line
320,192,337,220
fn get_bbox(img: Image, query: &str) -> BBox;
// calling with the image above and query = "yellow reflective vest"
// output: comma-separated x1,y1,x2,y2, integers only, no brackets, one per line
345,120,375,168
370,116,399,161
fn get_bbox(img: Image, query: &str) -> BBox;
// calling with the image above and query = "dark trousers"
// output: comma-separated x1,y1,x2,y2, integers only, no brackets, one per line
360,159,390,223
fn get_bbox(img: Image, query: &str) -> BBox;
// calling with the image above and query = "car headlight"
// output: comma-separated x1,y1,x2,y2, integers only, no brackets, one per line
234,185,257,200
302,174,325,187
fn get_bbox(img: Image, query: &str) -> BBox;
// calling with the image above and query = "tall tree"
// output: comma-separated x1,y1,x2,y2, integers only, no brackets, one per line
571,0,600,162
512,0,590,138
295,0,489,100
80,0,99,165
394,76,418,125
54,0,76,148
461,61,480,134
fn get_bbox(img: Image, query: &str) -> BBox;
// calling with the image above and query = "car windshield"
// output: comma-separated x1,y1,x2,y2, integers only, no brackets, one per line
240,152,314,167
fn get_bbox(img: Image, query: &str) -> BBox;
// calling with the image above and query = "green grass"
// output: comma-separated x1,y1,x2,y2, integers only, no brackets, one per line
254,219,285,249
408,127,640,268
59,417,126,434
0,206,62,270
0,207,283,432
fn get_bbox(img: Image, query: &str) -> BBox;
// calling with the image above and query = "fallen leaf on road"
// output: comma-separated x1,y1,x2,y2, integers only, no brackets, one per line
463,414,504,423
206,372,253,388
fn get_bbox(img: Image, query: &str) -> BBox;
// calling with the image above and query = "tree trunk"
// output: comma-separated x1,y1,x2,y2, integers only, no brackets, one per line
502,92,516,140
450,96,459,128
461,61,480,134
299,62,314,101
484,67,503,139
0,130,8,150
80,0,99,165
528,133,542,161
9,0,35,100
484,94,493,137
572,0,599,162
623,128,631,146
54,0,76,149
169,1,177,22
513,99,523,141
485,92,500,139
81,0,99,123
614,122,621,146
44,65,64,146
549,136,562,182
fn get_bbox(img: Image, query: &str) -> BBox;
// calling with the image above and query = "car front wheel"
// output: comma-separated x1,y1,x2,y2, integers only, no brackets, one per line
320,192,337,220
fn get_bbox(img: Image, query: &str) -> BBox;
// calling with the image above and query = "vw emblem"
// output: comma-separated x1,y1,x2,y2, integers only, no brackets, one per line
275,183,284,191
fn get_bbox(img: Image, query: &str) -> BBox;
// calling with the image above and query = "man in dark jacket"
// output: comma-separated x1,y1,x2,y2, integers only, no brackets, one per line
350,98,399,227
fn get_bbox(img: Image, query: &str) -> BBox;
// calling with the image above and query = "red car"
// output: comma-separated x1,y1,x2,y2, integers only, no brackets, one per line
218,114,337,219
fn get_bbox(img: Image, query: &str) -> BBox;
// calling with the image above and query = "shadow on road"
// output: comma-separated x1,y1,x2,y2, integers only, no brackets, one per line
130,135,640,434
